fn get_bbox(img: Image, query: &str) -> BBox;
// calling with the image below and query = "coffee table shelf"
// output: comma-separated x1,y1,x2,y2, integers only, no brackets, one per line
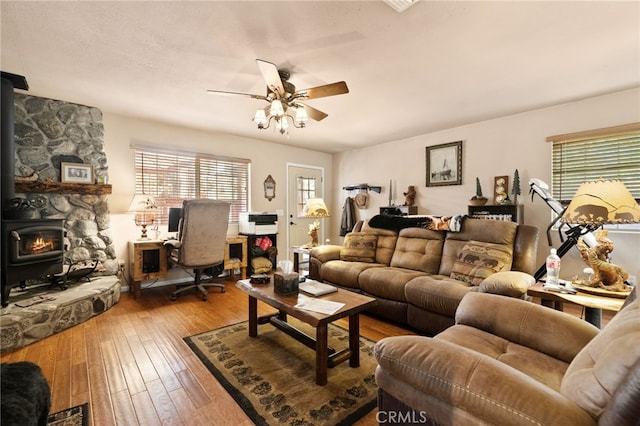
236,279,377,385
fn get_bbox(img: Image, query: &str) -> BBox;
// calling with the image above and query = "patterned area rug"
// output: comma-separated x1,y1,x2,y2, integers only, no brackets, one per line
47,403,88,426
185,320,378,426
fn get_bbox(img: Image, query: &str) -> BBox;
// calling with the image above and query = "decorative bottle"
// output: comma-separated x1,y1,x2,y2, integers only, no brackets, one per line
546,248,561,286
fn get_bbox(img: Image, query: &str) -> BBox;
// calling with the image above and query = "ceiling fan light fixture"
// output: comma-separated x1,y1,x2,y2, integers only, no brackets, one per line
253,109,267,128
295,107,308,127
271,99,284,117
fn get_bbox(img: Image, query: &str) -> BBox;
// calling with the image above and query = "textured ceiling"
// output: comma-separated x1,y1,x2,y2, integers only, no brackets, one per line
2,1,639,153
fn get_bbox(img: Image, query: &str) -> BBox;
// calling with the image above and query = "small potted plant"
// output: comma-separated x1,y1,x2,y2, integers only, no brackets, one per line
470,177,488,206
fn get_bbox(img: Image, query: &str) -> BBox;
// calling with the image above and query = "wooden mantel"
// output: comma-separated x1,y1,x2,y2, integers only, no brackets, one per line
15,181,112,195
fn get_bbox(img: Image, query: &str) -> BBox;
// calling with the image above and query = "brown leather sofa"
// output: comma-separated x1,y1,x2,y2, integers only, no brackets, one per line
374,290,639,425
309,218,539,335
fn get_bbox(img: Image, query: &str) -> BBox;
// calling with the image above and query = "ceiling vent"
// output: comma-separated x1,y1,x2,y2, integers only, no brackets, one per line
383,0,420,13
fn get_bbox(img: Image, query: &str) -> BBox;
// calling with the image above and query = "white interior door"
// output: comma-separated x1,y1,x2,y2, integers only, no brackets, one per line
287,164,324,257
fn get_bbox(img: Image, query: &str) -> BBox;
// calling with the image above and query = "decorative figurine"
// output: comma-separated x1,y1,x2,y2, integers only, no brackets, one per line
576,229,631,292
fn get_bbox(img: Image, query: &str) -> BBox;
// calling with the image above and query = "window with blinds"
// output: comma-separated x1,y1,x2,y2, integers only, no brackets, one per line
550,124,639,202
132,146,250,224
549,123,639,231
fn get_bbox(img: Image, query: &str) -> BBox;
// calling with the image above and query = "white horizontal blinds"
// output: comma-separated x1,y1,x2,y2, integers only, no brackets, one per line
196,154,249,223
551,125,640,203
133,147,249,224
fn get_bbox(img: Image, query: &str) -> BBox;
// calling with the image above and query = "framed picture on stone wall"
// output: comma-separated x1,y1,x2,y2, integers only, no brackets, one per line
61,162,93,184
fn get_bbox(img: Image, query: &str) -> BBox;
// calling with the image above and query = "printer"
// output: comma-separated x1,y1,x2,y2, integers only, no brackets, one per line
239,212,278,234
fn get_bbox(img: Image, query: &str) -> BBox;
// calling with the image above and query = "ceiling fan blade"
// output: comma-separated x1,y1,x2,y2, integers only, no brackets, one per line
295,81,349,100
206,89,268,101
256,59,285,97
300,103,328,121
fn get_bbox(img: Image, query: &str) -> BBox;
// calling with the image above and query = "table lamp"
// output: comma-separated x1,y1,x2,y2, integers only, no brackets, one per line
127,194,158,239
561,178,640,292
303,198,330,247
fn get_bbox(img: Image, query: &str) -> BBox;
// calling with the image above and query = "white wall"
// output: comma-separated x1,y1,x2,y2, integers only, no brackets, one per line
332,88,640,282
102,113,332,282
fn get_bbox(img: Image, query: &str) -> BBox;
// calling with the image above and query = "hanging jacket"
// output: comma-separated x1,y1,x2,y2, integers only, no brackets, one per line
340,196,356,236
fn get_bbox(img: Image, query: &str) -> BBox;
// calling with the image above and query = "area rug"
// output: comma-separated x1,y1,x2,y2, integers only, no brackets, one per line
47,403,88,426
184,320,378,426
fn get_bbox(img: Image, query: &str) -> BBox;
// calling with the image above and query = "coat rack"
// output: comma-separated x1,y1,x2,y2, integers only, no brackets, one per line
342,184,382,193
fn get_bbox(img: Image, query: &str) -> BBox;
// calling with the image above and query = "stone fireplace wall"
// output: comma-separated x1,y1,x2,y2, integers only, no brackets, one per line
13,93,118,275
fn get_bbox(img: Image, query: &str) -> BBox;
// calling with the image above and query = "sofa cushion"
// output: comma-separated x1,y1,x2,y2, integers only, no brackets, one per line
439,219,517,275
405,275,477,318
359,267,427,302
436,325,571,391
561,297,640,420
340,232,377,262
450,240,513,285
319,260,384,289
389,228,445,273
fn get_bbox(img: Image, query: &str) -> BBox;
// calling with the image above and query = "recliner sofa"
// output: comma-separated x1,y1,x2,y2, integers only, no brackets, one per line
374,290,639,425
309,217,539,335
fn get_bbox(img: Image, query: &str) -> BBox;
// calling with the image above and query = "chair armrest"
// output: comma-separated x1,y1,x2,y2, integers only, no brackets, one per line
374,336,595,426
478,271,535,298
455,292,599,363
309,245,342,262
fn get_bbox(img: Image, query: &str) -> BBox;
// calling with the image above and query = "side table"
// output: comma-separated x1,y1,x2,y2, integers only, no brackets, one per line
128,240,168,299
224,235,248,280
527,283,625,328
292,246,311,275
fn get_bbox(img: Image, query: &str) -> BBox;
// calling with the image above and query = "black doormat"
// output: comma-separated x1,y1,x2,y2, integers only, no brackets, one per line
47,403,88,426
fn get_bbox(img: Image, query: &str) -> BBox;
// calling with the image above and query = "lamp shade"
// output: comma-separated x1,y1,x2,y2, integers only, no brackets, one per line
127,194,157,213
561,179,640,225
303,198,330,218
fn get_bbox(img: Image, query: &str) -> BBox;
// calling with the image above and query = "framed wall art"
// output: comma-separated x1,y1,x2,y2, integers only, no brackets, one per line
425,141,463,187
264,174,276,201
494,175,509,204
61,162,93,184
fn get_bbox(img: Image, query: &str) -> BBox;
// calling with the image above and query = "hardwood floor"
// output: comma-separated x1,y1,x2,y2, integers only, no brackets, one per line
1,278,611,425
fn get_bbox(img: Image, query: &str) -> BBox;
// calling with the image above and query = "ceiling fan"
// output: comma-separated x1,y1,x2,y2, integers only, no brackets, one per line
207,59,349,134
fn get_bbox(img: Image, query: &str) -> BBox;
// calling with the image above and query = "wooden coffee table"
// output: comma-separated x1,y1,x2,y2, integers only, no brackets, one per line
236,279,377,385
527,282,625,328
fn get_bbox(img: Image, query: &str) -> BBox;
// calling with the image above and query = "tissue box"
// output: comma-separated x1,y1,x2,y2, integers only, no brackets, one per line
274,272,299,296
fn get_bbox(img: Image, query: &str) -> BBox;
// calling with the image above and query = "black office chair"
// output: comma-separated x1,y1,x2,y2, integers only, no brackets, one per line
164,199,230,301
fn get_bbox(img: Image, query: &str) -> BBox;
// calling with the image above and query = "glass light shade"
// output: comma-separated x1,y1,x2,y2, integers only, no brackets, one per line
253,109,267,125
303,198,330,218
270,99,284,117
295,107,308,125
561,179,640,224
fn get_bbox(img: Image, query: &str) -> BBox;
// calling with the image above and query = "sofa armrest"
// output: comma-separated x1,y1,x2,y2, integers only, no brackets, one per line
456,292,599,363
309,244,342,262
478,271,535,298
374,336,595,426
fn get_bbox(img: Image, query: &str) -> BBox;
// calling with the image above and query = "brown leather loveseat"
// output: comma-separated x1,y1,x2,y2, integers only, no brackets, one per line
374,290,639,425
309,217,539,335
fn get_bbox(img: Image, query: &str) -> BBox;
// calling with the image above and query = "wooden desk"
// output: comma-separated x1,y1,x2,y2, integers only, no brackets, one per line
129,236,248,298
527,283,625,328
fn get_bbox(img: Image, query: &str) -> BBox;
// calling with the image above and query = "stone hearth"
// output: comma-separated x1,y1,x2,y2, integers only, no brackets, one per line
0,276,120,353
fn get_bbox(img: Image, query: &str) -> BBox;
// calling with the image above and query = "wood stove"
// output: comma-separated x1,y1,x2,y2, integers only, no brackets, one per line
1,72,67,307
1,219,65,307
